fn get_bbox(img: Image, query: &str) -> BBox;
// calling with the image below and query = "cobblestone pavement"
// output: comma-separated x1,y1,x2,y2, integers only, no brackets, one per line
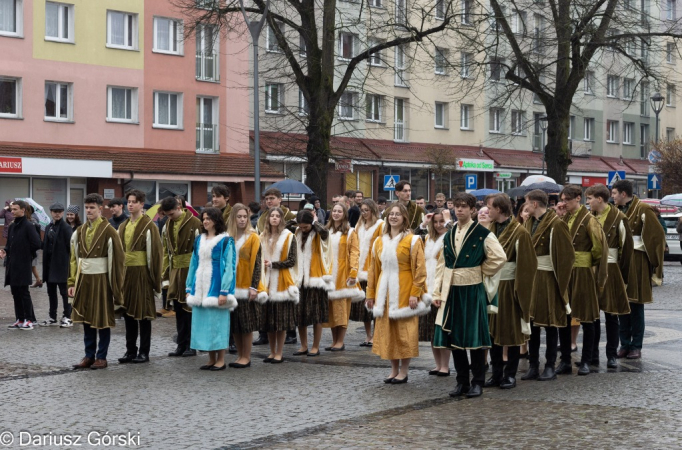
0,262,681,448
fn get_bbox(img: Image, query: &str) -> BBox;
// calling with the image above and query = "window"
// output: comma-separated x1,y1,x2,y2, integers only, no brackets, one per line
667,42,675,63
489,58,503,81
667,84,676,106
511,110,525,135
584,118,595,141
266,22,284,53
396,0,407,25
667,127,675,141
0,77,20,118
395,98,406,141
489,108,502,133
370,0,382,6
435,102,447,128
568,115,575,140
640,38,649,63
460,104,471,130
640,81,650,116
298,89,309,115
435,0,445,19
461,52,472,78
395,45,408,86
532,14,543,53
45,2,73,42
153,91,182,128
607,75,619,98
0,0,22,36
583,71,594,94
667,0,676,20
44,81,72,121
338,91,356,120
640,124,649,157
107,11,138,50
435,47,447,74
369,39,383,66
265,83,282,113
511,10,526,34
624,38,636,56
196,96,218,152
366,94,382,122
623,78,634,100
107,86,137,123
606,120,619,143
196,25,219,81
299,33,307,56
461,0,472,24
339,33,356,60
153,17,182,55
623,122,634,144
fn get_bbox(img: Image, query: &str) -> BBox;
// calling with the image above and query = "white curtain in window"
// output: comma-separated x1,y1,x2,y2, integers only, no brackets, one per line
45,2,58,37
0,0,16,33
111,88,126,119
45,83,56,117
156,18,170,50
110,12,124,45
158,93,169,125
170,94,177,125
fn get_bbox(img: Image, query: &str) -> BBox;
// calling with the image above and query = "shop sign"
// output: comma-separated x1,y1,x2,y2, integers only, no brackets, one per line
495,172,512,178
456,158,495,172
0,157,23,173
103,189,116,200
335,159,353,173
582,177,607,187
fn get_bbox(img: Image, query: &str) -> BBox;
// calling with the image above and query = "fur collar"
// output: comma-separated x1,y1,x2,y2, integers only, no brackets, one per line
262,229,299,303
328,229,364,300
357,219,384,281
424,233,445,294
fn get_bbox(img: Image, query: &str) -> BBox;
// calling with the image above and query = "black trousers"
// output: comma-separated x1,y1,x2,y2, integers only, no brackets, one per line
47,282,71,320
452,348,486,387
528,323,558,367
490,344,520,380
10,285,36,322
162,288,169,310
560,314,595,364
174,301,192,350
123,314,152,355
592,313,619,360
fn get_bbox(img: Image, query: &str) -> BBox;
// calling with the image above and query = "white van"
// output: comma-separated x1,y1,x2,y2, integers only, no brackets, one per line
661,213,682,262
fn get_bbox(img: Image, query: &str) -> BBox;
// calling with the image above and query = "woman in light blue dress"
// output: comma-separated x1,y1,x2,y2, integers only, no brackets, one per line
185,207,237,371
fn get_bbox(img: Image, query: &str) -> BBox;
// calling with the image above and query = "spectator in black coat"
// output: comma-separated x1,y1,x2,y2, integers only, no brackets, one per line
40,202,74,327
1,200,41,329
108,198,128,230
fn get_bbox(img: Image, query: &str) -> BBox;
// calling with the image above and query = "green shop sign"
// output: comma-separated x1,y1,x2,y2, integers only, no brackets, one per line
456,158,495,172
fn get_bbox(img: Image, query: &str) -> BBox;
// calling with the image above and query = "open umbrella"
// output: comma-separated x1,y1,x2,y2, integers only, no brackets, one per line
268,179,314,195
15,197,50,230
660,194,682,208
505,182,562,198
505,186,527,198
520,175,557,186
469,188,501,200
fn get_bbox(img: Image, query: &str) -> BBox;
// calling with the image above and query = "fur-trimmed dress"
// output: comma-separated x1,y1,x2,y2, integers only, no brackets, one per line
260,229,299,332
350,219,384,322
296,224,332,327
418,233,445,342
324,228,364,328
231,232,267,334
367,232,430,360
185,233,237,351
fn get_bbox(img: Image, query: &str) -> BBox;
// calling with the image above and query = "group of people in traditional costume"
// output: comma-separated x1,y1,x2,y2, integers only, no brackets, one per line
63,178,665,400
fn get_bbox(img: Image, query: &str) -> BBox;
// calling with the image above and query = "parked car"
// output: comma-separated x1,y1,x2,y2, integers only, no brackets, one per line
661,213,682,263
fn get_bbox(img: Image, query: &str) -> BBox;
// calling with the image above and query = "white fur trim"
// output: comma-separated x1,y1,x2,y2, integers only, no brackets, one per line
263,230,298,302
424,234,445,295
268,285,300,304
234,287,251,300
190,233,227,308
186,294,201,307
356,219,383,282
565,303,572,315
202,294,238,311
256,291,269,304
297,229,332,290
328,287,365,301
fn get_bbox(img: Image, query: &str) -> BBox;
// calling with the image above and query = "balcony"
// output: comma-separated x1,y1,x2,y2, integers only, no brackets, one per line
196,123,218,153
196,52,220,82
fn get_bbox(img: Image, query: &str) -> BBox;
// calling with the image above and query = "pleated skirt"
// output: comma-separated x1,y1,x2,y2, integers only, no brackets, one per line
262,301,297,332
418,305,439,342
296,286,329,327
349,281,373,322
230,299,262,334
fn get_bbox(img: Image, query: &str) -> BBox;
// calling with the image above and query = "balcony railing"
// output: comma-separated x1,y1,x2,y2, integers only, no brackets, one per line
394,121,405,141
196,52,220,82
196,123,218,153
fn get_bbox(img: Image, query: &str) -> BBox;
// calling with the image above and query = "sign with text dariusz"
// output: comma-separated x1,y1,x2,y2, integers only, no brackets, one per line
455,158,495,172
0,157,23,173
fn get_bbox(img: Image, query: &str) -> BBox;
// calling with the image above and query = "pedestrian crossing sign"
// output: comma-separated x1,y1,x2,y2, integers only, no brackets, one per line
607,170,626,187
383,175,399,191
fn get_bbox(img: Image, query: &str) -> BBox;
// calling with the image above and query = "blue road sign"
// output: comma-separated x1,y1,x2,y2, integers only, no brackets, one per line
607,171,626,187
648,150,662,165
648,173,662,190
383,175,399,191
465,174,478,190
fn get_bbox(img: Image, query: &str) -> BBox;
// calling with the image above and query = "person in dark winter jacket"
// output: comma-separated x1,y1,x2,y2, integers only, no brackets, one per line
40,202,74,327
1,200,42,330
108,198,128,230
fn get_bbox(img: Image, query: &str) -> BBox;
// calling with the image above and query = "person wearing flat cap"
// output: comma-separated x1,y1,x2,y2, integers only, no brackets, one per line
40,202,74,327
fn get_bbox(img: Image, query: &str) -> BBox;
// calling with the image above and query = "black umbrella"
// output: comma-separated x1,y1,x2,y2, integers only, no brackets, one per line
506,181,563,198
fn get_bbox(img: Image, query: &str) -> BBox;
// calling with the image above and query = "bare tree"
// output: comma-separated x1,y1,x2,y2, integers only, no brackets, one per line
653,138,682,193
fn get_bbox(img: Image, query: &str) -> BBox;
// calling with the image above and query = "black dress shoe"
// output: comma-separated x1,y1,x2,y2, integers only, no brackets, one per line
270,357,284,364
428,369,440,375
132,353,149,363
200,364,215,370
228,361,251,368
391,376,408,384
168,346,185,357
330,345,345,352
538,365,557,381
499,376,517,389
483,376,501,388
263,357,273,363
324,346,333,351
577,362,590,376
384,377,395,384
449,384,470,397
118,352,136,364
182,349,197,357
228,345,237,354
210,364,227,371
466,384,482,398
607,356,618,369
253,335,269,346
437,370,451,377
284,336,297,345
307,351,320,357
293,349,309,356
521,365,539,380
555,361,573,375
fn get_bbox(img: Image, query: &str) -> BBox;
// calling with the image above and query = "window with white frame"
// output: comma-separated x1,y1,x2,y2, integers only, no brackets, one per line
511,110,524,134
667,0,676,20
623,78,634,99
583,70,594,94
45,2,73,42
511,10,525,34
435,47,447,74
435,0,445,19
667,127,676,141
396,0,407,25
370,0,382,6
606,120,619,143
461,52,472,78
461,0,472,24
395,45,408,86
0,0,22,36
435,102,447,128
667,83,676,106
489,57,503,81
196,24,219,81
623,122,634,144
366,94,382,122
0,77,21,118
107,11,138,50
338,91,356,120
640,37,649,63
44,81,72,121
532,13,543,53
369,39,383,66
339,33,357,60
395,98,406,141
489,108,502,133
584,118,594,140
153,91,182,128
568,115,575,139
299,33,307,56
266,22,284,53
607,75,619,98
298,89,309,115
641,81,650,116
624,38,636,56
265,83,283,113
154,17,182,55
196,96,218,152
667,42,675,63
107,86,138,123
460,104,471,130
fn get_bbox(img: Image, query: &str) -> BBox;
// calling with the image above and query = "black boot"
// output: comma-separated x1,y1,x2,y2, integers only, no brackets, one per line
521,364,539,380
168,346,185,357
448,384,470,397
555,361,573,375
499,376,517,389
607,356,618,369
577,362,590,376
484,365,503,388
538,365,556,381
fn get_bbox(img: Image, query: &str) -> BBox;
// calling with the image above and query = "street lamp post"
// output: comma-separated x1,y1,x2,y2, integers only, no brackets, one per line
650,92,664,145
539,115,548,175
239,0,270,202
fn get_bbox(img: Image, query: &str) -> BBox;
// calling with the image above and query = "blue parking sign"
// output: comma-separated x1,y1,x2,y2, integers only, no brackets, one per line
465,174,477,190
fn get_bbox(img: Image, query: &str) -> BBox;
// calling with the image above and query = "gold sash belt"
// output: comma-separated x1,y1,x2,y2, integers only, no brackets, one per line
573,251,592,268
450,266,483,286
124,251,147,267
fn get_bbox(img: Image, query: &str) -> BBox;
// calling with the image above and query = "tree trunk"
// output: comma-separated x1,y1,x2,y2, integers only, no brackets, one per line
544,109,572,184
305,106,334,203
